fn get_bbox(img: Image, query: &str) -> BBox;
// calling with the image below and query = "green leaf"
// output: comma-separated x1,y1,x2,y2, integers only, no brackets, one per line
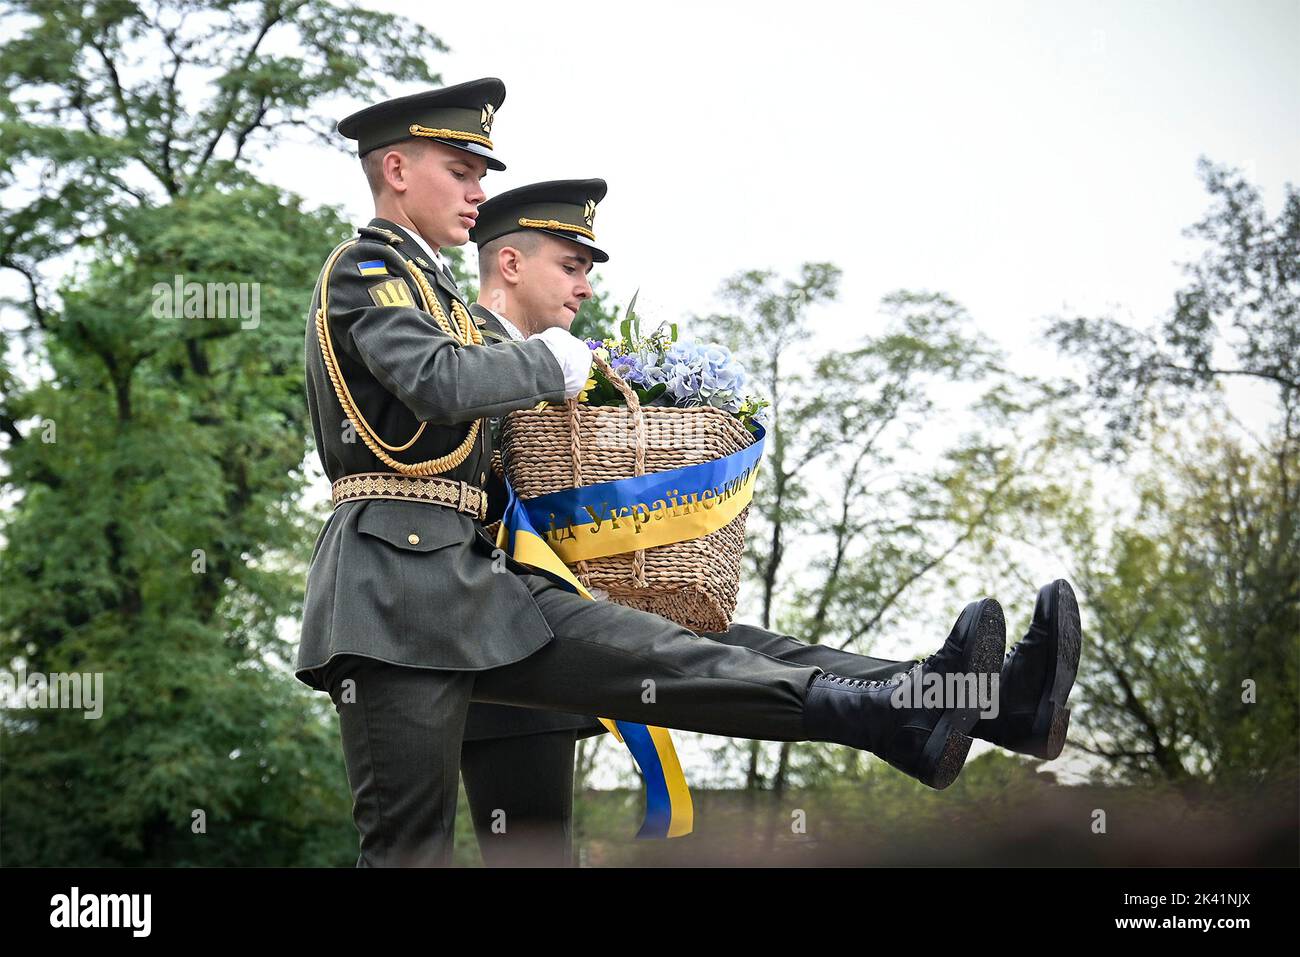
638,383,667,403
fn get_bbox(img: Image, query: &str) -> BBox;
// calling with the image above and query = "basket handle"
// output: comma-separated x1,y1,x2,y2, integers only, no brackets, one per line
567,349,649,588
592,350,642,415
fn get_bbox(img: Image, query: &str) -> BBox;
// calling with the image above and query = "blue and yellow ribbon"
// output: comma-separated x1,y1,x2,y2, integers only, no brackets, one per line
494,424,766,839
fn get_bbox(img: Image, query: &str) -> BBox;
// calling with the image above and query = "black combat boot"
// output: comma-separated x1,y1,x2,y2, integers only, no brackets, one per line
970,579,1081,760
802,598,1006,790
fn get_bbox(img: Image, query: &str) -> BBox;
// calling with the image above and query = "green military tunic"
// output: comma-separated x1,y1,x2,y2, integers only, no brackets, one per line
297,217,605,731
461,301,606,742
459,177,614,743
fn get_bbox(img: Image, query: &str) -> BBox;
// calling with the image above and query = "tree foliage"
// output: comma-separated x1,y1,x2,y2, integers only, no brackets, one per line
697,270,1075,790
1029,159,1300,785
1044,157,1299,461
0,0,448,865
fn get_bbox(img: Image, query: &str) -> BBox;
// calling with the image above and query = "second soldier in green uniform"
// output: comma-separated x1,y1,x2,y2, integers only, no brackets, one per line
296,77,1085,867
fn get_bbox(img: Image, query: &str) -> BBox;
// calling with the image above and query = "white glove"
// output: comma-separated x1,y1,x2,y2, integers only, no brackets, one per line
532,326,594,399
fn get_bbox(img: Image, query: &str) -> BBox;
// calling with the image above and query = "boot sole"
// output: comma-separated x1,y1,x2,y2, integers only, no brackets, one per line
1028,580,1082,760
915,598,1006,789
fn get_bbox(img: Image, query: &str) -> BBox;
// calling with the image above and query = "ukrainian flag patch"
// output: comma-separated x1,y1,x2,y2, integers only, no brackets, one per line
357,259,388,277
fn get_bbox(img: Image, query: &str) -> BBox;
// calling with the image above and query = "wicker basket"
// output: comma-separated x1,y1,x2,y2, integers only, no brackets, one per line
499,351,758,633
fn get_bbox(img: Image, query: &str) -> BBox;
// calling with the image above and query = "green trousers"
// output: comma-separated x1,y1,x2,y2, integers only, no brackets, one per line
323,573,911,867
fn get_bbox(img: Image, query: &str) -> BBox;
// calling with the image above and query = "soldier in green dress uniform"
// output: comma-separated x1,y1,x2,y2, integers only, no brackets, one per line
296,77,1085,867
456,179,610,865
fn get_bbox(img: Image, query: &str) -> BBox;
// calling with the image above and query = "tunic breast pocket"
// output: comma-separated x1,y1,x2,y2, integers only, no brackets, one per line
355,499,466,553
350,498,514,668
352,499,468,648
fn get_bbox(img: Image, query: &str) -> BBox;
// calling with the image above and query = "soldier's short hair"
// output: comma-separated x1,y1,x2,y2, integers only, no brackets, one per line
359,139,438,198
477,229,546,282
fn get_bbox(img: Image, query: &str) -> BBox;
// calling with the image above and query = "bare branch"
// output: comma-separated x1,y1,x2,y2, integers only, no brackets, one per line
1,260,50,331
194,2,305,173
88,36,133,137
1156,361,1298,392
838,457,1021,647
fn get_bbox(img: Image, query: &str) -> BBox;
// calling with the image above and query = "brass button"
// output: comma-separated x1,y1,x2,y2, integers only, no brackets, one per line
407,533,420,545
480,471,486,485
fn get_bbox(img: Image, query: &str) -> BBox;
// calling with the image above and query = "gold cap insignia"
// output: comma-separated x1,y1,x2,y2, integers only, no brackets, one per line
583,199,596,228
480,103,495,134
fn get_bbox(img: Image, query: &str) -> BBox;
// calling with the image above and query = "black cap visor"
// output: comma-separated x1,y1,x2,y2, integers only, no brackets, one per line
441,138,506,172
537,229,608,263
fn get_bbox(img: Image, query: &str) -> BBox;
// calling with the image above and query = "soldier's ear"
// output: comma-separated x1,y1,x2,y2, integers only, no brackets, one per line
498,245,524,284
382,149,411,195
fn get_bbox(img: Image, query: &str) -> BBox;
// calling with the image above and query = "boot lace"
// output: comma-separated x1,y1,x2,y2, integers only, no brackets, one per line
822,660,922,690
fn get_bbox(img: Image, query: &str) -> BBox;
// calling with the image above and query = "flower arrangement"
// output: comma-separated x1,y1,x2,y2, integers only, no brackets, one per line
505,292,768,637
540,292,771,435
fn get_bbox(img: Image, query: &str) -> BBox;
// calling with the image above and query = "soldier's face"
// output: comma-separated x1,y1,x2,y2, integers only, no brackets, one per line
516,235,594,332
403,142,489,248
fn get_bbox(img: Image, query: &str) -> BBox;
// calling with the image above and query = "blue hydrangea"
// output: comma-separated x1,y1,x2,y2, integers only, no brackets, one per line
648,340,750,413
591,335,757,417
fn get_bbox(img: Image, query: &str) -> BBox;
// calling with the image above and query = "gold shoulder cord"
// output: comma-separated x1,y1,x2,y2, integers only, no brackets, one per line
314,240,486,476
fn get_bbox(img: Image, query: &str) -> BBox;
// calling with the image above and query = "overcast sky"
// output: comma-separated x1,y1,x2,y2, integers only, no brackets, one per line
271,0,1300,786
276,0,1297,402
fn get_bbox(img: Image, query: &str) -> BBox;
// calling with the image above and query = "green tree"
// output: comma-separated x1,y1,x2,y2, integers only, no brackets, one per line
0,0,450,864
1044,157,1298,462
697,271,1076,792
1028,159,1300,786
992,399,1299,787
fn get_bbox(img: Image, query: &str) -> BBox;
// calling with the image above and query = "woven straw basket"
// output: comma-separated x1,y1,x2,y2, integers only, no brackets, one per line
499,350,758,633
